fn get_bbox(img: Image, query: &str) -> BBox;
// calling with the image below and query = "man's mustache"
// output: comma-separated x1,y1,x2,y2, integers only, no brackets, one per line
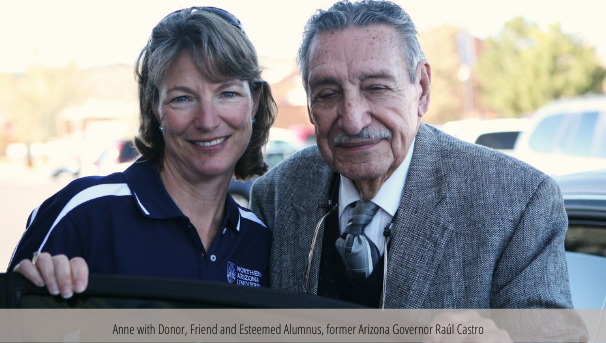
333,127,392,145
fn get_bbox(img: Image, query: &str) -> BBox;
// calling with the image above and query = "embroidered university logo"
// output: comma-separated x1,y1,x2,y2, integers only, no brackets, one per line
227,261,236,283
226,261,262,287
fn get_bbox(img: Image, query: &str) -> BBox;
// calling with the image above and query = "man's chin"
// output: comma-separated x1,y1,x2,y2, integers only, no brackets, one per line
319,145,391,180
336,164,388,183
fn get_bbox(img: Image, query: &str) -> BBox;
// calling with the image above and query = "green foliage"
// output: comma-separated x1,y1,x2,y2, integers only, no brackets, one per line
477,17,605,117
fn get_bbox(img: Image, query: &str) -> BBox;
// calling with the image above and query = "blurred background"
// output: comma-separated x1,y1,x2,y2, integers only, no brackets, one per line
2,0,606,271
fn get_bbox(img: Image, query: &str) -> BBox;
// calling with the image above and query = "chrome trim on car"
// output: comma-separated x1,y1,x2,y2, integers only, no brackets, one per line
563,194,606,201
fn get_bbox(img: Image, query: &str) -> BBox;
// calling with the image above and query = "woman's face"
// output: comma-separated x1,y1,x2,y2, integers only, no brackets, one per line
155,51,257,182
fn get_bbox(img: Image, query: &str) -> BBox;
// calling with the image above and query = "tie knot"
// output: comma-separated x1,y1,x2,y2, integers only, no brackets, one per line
349,200,380,228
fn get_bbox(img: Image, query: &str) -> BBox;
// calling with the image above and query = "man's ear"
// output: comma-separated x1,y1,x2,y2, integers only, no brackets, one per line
416,59,431,118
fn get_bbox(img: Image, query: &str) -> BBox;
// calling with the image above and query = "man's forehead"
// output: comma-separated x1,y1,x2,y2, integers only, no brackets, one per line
306,25,408,85
318,23,399,40
310,25,401,55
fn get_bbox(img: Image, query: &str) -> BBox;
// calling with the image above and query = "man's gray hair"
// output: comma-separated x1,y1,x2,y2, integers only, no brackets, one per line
298,0,425,90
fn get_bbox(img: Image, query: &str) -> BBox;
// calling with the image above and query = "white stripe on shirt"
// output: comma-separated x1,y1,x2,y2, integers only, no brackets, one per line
9,204,43,266
36,183,132,254
238,208,267,228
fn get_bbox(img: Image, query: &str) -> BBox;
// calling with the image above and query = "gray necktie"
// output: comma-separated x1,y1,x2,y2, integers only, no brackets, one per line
335,200,381,283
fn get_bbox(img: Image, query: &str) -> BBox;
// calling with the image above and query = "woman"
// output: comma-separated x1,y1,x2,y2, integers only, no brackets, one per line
9,7,276,298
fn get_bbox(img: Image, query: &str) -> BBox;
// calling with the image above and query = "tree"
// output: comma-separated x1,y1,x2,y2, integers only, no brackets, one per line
1,63,85,143
419,24,466,124
476,17,605,117
0,63,86,165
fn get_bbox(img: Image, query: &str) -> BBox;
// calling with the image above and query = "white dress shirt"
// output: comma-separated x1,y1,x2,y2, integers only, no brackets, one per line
338,140,415,255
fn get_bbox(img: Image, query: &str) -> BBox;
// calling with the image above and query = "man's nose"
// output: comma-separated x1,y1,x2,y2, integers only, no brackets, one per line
193,101,220,131
337,92,372,135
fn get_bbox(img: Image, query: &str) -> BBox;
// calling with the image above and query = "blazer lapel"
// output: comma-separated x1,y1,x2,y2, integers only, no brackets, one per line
384,123,454,308
270,164,335,294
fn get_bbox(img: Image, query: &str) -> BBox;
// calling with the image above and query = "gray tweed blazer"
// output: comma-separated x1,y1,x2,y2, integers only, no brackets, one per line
250,123,573,309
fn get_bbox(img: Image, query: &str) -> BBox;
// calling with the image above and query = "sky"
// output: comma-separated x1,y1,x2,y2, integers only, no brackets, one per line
1,0,606,73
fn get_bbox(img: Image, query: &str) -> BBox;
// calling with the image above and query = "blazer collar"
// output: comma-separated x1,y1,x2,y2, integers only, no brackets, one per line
383,123,454,308
273,154,336,294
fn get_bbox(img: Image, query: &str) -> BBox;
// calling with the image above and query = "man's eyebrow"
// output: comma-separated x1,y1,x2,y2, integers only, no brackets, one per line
359,71,396,82
308,71,397,89
308,76,339,90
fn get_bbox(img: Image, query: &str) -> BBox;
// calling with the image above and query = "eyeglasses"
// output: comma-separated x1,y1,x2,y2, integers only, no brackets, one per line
169,7,246,35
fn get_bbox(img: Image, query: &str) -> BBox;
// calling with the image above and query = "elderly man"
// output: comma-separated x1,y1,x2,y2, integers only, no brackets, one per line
250,0,573,312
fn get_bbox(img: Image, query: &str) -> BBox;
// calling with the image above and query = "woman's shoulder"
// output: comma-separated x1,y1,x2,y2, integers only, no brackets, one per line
53,172,129,203
8,172,133,270
33,173,130,223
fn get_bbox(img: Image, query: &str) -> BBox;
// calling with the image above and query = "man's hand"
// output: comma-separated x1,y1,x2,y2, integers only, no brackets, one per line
423,310,512,343
13,252,89,299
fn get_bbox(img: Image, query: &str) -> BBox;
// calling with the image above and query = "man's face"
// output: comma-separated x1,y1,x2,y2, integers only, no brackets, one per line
306,25,430,183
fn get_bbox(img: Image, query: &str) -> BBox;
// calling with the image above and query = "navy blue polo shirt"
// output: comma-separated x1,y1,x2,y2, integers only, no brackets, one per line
8,159,271,287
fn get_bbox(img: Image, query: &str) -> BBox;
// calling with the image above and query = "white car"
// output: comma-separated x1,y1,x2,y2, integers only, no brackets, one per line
441,118,530,152
557,169,606,309
513,94,606,177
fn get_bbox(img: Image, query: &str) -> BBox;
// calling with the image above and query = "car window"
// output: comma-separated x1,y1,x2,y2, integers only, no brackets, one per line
475,132,520,150
528,114,566,153
304,135,317,147
265,140,298,169
118,143,140,163
266,140,297,154
561,112,599,157
566,225,606,257
596,113,606,158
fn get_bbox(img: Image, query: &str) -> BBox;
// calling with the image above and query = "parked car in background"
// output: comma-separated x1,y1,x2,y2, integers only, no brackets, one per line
513,94,606,177
264,128,301,168
556,169,606,308
441,118,530,152
228,178,254,208
228,128,301,207
91,140,140,176
289,124,316,148
52,140,140,178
